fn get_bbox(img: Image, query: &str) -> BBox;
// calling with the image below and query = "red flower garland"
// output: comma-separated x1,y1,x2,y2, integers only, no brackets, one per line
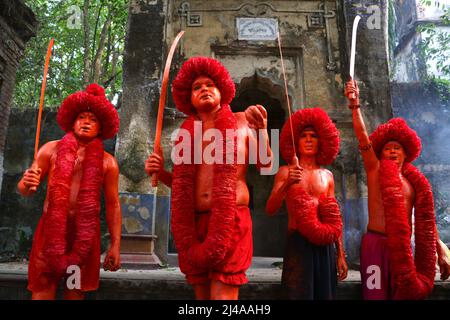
171,104,238,273
286,188,342,245
379,160,436,299
42,132,103,278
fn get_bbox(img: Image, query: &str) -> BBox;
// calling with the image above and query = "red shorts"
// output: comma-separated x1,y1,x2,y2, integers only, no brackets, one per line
27,214,101,293
185,206,253,286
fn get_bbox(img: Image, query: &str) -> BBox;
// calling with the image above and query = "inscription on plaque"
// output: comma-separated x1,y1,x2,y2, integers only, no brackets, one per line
237,18,278,41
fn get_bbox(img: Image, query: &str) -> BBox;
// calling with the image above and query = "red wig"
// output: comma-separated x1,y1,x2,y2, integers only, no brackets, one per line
57,83,119,140
280,108,340,165
171,57,236,116
369,118,421,163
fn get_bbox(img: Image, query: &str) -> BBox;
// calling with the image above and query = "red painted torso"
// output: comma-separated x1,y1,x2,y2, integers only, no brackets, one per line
285,166,333,230
194,112,250,212
367,167,415,233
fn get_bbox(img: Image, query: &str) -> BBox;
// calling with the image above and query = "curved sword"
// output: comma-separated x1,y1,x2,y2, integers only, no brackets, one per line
34,38,54,159
349,15,361,100
31,38,54,192
151,30,185,188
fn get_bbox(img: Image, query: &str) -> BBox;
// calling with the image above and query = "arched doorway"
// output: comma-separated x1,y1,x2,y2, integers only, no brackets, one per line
231,72,289,257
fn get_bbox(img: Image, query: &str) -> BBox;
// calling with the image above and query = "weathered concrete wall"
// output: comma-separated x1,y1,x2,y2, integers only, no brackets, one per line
391,0,450,81
0,109,116,261
117,0,182,195
392,0,417,42
0,1,37,195
392,33,425,82
390,0,426,82
391,82,450,244
170,0,345,111
117,0,185,263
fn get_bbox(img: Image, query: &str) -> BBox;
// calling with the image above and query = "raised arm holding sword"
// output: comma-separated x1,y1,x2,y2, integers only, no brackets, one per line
344,15,450,300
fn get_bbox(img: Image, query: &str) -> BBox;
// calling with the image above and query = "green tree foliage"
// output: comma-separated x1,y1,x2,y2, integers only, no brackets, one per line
14,0,128,109
417,1,450,81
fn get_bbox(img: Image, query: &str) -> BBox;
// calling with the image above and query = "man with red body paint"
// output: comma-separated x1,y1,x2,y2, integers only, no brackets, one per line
145,57,272,300
266,108,347,299
345,80,450,300
18,84,122,300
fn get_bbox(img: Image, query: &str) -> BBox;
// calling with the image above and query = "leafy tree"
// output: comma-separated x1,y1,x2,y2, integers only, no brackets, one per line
14,0,128,109
416,1,450,84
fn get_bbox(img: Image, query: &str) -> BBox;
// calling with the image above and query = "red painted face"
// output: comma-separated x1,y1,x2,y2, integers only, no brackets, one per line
298,128,319,156
73,111,101,140
381,141,406,167
190,75,221,113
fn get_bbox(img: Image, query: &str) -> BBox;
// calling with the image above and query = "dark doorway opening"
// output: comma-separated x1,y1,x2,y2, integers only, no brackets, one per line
231,82,287,257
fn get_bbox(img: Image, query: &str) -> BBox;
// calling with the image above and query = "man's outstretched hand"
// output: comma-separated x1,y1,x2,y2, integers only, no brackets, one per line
245,104,267,130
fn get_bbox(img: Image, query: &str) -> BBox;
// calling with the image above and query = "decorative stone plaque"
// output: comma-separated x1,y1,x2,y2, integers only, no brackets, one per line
237,18,278,41
188,13,202,26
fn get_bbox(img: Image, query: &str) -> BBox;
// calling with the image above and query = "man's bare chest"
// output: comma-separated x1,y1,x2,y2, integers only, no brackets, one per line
401,175,415,205
293,169,330,198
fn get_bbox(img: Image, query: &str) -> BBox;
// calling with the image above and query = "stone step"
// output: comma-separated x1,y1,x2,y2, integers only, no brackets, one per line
0,261,449,300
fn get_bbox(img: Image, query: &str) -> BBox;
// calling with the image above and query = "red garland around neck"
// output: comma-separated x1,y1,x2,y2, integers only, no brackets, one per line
171,104,238,273
379,159,436,299
286,188,342,245
42,132,104,277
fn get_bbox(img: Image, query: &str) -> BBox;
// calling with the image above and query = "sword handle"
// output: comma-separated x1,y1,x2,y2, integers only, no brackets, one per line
291,155,299,167
28,163,41,192
151,145,162,188
151,172,158,188
348,77,358,103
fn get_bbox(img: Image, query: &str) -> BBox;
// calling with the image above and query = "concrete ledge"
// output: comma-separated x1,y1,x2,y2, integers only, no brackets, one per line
0,262,449,300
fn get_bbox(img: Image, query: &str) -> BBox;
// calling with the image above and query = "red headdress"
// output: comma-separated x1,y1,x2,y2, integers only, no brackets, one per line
280,107,340,165
171,56,235,115
369,118,421,163
57,83,119,140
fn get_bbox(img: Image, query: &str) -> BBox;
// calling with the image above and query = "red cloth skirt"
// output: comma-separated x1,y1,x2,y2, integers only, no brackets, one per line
27,213,101,293
185,206,253,286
